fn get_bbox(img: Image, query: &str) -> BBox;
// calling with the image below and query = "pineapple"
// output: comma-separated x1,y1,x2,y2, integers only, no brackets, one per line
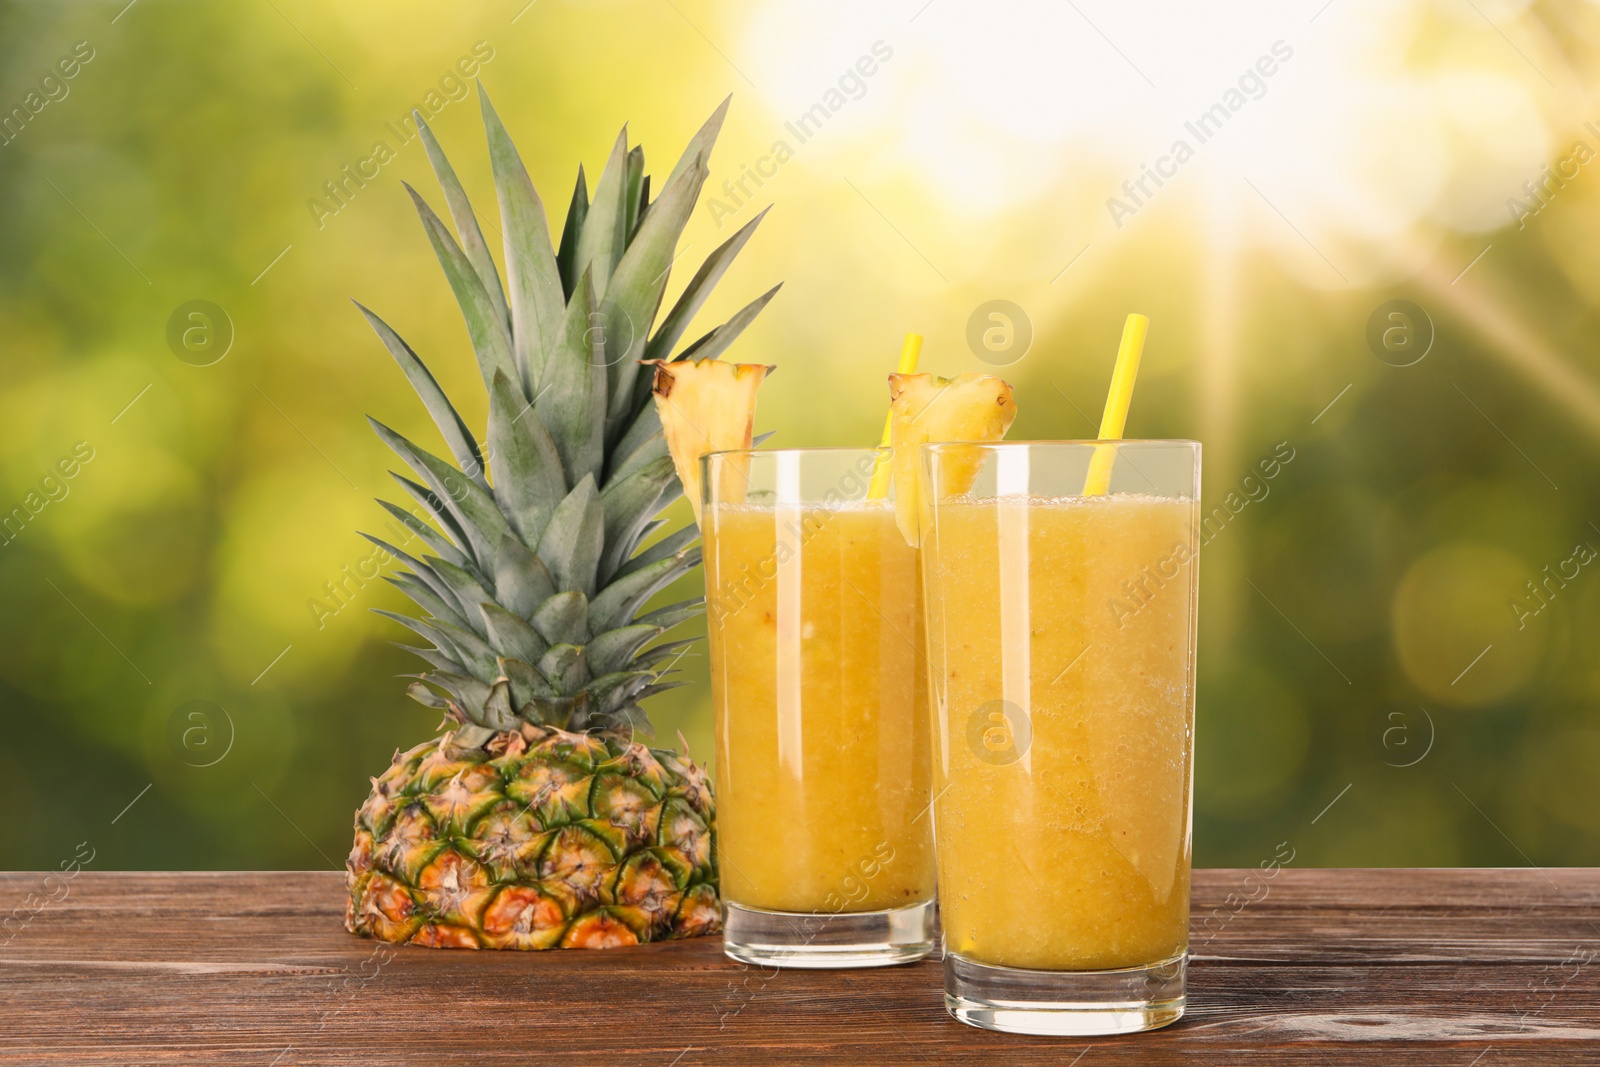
345,88,779,950
887,372,1018,547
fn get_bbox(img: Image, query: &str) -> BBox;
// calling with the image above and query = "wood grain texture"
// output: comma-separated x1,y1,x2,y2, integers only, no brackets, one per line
1,869,1597,1065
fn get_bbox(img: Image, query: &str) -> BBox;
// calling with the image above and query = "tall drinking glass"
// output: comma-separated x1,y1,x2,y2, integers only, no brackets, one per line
701,448,937,967
919,440,1200,1034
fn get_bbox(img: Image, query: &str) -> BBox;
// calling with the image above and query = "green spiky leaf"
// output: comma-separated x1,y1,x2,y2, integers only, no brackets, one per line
638,597,704,633
674,283,782,363
537,644,589,695
483,678,519,730
389,475,476,568
644,206,769,364
376,500,472,573
451,724,501,751
499,656,556,713
431,619,503,683
386,573,470,632
662,96,729,196
556,167,588,299
493,534,556,620
600,153,710,437
588,624,663,677
573,128,631,298
616,523,699,580
587,671,657,720
395,642,465,675
589,550,698,634
536,475,605,599
532,590,589,646
404,182,517,391
406,680,452,710
633,679,690,702
374,611,491,681
608,404,668,482
414,112,511,334
356,304,486,488
361,534,464,617
480,602,548,665
480,87,566,392
488,369,567,545
623,145,646,241
371,419,514,569
597,455,677,585
537,271,607,487
428,557,497,637
634,637,696,670
427,672,493,720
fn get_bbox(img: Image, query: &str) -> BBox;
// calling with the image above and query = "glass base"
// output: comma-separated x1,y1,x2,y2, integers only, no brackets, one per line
944,951,1186,1035
722,900,937,969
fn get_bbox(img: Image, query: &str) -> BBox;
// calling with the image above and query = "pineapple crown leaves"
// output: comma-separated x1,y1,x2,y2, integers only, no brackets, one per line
357,85,776,743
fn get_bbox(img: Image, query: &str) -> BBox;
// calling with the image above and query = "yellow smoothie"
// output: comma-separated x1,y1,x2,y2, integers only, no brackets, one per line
923,492,1198,970
704,499,936,913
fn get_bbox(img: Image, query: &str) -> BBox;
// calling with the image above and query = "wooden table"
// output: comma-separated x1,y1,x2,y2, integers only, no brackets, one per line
2,869,1596,1064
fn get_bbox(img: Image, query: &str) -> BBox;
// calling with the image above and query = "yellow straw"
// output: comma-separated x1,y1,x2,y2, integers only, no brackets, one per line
867,332,924,499
1083,313,1149,496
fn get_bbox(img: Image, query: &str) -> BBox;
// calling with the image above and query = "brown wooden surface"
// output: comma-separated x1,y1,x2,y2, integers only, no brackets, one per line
1,869,1597,1065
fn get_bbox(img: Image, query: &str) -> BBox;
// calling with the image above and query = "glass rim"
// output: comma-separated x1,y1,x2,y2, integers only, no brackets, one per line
702,440,1198,465
921,438,1199,451
701,445,888,464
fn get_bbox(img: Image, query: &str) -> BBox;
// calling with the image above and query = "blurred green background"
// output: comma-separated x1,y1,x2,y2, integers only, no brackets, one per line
2,0,1598,871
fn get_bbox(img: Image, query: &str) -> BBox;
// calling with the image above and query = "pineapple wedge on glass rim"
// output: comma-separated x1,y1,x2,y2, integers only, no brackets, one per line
887,372,1018,548
345,87,780,951
644,357,775,526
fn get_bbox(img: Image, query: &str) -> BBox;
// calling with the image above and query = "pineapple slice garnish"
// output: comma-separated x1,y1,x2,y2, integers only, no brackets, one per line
888,372,1018,547
645,357,774,526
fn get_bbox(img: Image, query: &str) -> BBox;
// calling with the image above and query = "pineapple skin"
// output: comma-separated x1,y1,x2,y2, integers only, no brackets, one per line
347,724,719,949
